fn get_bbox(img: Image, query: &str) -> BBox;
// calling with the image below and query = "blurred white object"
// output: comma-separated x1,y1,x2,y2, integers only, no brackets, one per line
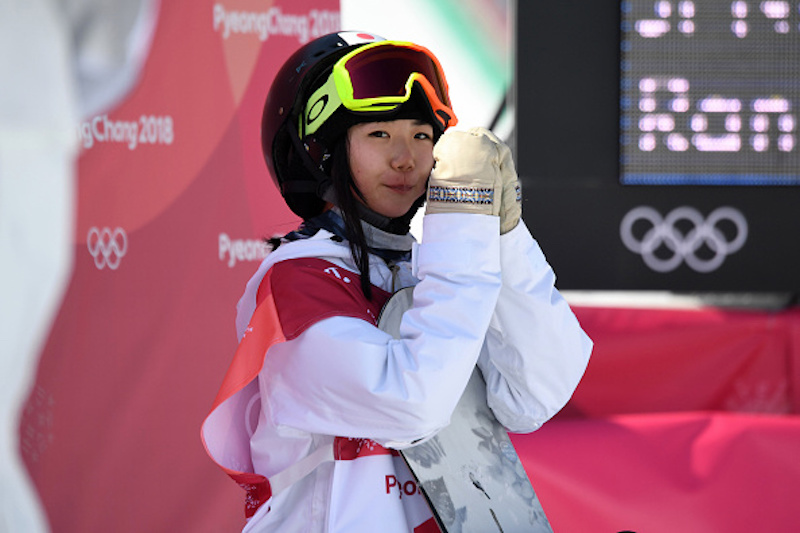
0,1,157,531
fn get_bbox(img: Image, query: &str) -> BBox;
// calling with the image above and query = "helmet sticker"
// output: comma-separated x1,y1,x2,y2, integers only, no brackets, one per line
338,31,383,46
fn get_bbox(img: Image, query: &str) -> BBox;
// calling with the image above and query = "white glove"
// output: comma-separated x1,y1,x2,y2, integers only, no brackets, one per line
426,127,521,234
500,170,522,234
481,128,522,234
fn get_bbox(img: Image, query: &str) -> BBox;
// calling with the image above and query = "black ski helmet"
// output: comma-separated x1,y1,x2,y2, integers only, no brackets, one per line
260,31,456,220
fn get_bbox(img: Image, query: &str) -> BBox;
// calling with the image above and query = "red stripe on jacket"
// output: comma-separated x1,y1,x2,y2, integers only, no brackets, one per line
202,258,392,517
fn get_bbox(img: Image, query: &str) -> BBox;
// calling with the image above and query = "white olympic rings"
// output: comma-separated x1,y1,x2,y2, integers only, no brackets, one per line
620,206,748,273
87,227,128,270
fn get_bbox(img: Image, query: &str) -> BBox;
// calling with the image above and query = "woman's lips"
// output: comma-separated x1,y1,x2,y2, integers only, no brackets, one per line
386,183,415,193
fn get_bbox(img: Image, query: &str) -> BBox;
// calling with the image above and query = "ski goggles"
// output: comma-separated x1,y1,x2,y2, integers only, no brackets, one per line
302,40,458,137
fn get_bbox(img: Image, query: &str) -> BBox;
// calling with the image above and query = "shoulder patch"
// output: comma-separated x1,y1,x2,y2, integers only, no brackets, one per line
265,258,391,340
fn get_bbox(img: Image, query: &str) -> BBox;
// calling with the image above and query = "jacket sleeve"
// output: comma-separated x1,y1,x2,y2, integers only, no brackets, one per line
477,221,593,433
259,214,502,448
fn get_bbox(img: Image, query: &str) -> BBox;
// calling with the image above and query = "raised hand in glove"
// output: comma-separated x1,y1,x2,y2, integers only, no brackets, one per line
425,127,521,234
478,128,522,234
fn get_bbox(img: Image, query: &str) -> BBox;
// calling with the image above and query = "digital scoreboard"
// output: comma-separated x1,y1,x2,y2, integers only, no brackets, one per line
620,0,800,185
516,1,800,292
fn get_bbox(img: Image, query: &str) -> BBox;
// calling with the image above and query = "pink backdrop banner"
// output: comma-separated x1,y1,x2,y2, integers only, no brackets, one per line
566,306,800,417
521,305,800,532
19,1,800,531
21,2,338,532
513,411,800,533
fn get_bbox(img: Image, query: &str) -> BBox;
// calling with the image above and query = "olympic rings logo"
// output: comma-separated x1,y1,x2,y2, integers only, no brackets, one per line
87,227,128,270
620,206,748,273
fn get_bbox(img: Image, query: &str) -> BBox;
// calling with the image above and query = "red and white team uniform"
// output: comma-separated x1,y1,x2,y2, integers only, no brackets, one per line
202,213,593,532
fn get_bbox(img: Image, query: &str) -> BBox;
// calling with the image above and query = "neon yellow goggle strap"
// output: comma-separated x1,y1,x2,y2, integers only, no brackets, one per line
302,71,344,137
300,40,453,137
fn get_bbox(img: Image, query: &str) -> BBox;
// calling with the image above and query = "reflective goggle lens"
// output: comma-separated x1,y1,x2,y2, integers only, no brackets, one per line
344,45,450,106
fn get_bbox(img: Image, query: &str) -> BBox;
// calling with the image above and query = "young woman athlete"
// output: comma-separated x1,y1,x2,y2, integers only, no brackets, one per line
202,31,593,532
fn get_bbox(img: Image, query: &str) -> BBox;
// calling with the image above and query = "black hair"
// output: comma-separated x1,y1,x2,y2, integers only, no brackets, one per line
329,135,375,301
267,135,382,302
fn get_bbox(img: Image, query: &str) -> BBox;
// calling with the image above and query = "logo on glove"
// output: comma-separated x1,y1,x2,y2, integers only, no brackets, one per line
427,185,494,205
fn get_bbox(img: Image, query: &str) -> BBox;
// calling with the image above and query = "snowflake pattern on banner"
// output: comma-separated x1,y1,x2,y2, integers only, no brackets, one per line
723,379,790,414
20,385,55,463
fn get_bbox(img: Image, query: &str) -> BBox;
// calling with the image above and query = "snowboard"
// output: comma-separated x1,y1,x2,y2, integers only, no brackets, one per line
377,287,553,533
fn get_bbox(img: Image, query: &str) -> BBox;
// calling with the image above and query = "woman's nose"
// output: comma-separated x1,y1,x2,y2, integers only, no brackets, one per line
391,140,415,171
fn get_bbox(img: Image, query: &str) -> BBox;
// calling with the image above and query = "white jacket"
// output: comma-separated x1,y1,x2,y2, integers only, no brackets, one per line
209,213,592,532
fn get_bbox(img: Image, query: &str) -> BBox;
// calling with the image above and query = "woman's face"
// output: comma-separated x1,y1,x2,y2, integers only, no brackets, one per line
347,119,435,219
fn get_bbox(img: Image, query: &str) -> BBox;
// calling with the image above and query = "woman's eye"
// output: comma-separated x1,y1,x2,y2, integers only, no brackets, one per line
369,130,388,138
415,132,432,140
